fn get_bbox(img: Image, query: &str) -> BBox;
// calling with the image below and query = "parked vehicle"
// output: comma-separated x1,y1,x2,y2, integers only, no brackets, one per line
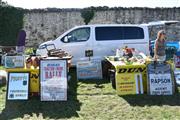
36,21,179,65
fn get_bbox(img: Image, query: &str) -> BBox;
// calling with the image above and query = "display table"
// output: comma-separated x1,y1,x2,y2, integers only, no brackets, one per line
5,56,73,96
105,57,147,95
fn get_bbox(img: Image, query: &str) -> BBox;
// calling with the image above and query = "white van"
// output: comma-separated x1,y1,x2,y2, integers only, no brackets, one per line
36,21,178,65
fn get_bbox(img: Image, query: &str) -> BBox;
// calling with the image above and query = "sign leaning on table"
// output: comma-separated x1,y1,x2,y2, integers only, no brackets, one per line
7,72,29,100
5,56,25,68
76,60,102,79
149,73,173,95
40,59,67,101
147,62,174,95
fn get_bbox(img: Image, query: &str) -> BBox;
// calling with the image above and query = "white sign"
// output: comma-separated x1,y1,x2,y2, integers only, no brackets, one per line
40,60,67,101
149,73,173,95
5,56,24,68
77,60,102,79
7,73,29,100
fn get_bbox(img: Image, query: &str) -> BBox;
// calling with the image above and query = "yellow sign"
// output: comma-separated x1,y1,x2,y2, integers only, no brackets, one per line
30,70,39,93
6,68,40,93
116,73,138,95
116,65,147,95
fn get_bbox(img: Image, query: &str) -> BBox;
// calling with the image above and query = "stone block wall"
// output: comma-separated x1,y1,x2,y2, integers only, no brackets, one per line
23,8,180,47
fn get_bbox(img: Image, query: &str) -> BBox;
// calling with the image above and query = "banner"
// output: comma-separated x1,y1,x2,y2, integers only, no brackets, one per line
40,60,67,101
7,72,29,100
149,73,173,95
77,60,102,79
5,56,24,68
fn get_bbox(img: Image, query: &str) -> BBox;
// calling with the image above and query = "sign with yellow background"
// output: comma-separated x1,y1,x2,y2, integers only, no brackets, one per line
30,70,39,93
115,65,146,95
116,73,141,95
6,68,40,93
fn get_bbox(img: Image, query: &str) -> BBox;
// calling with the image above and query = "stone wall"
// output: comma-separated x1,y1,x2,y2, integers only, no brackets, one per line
23,8,180,47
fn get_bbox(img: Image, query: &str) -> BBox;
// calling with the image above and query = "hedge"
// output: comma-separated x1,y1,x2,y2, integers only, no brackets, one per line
0,5,24,46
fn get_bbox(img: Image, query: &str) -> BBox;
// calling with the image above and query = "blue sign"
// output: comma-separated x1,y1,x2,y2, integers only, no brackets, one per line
77,60,102,79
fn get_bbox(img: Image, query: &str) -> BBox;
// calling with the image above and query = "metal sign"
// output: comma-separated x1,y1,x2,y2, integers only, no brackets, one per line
40,59,67,101
116,73,144,95
7,72,29,100
85,50,93,57
77,60,102,79
5,56,25,68
149,73,173,95
147,62,174,95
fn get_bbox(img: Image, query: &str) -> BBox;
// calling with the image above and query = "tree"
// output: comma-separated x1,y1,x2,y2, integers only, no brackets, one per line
81,7,95,25
0,0,8,5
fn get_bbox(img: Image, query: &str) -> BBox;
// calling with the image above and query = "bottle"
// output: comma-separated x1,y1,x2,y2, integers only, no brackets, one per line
116,49,120,57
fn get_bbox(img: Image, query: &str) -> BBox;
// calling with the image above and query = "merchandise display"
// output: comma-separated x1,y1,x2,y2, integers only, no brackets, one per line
106,46,175,95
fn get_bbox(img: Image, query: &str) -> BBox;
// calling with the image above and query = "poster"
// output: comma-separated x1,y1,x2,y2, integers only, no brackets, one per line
7,72,29,100
149,73,173,95
77,60,102,79
174,55,180,68
5,56,24,68
40,59,67,101
116,73,143,95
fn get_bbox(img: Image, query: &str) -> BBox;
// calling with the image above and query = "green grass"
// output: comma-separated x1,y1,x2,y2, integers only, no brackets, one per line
0,66,5,69
0,69,180,120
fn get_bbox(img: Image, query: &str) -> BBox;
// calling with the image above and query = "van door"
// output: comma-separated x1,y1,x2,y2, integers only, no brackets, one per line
60,27,92,64
93,26,147,59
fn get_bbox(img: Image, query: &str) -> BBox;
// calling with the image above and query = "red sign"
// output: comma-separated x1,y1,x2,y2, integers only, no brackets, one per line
174,55,180,68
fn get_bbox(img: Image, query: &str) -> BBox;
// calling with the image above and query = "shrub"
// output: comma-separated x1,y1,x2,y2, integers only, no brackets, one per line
0,4,24,46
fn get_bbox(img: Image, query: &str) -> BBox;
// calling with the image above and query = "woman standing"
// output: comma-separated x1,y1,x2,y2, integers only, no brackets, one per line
154,30,166,61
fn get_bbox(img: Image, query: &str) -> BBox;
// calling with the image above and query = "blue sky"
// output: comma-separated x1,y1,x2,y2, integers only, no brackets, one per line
4,0,180,9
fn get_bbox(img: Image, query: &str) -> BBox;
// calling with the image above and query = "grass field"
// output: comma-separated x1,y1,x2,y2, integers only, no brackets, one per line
0,69,180,120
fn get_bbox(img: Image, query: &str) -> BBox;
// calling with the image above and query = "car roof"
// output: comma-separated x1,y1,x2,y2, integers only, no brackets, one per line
74,20,179,28
74,24,144,28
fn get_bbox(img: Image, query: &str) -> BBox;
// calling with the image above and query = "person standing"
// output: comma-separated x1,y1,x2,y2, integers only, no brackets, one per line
154,30,166,61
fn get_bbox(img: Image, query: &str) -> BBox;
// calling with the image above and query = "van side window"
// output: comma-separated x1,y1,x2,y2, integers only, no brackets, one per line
95,27,144,41
61,27,90,43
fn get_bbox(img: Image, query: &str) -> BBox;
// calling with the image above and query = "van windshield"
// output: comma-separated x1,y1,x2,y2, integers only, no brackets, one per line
95,27,144,41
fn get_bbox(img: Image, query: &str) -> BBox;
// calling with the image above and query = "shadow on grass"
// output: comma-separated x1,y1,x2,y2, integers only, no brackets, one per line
0,68,81,120
78,78,110,85
121,93,180,106
0,84,6,88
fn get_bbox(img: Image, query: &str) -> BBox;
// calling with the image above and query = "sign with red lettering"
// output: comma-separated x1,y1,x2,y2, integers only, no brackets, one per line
7,72,29,100
40,59,67,101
